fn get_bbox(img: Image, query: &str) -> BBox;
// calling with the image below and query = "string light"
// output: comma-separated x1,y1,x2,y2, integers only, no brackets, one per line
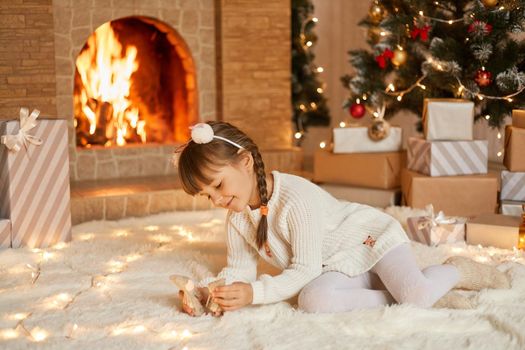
316,67,324,73
339,121,346,127
319,141,326,149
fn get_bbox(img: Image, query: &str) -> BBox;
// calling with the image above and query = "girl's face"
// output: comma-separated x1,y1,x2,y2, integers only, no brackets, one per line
197,154,258,212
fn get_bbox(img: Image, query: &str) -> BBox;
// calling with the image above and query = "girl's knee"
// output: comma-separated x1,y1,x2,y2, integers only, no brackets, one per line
297,285,331,313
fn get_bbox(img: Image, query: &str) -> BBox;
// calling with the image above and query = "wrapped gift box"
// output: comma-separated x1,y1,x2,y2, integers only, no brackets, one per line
333,126,402,154
512,109,525,129
422,99,474,141
500,200,524,217
466,214,521,249
0,109,72,248
314,150,406,189
401,169,498,218
406,207,466,246
319,184,401,208
0,219,10,248
407,137,488,177
500,171,525,201
503,125,525,172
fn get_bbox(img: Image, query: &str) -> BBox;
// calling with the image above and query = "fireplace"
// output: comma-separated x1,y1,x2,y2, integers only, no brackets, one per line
74,16,196,148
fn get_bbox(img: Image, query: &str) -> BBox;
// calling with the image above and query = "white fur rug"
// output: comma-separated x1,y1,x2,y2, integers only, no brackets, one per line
1,208,525,350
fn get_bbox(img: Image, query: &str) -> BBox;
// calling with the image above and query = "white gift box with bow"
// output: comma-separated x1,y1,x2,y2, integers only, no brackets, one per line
0,108,72,248
406,205,467,246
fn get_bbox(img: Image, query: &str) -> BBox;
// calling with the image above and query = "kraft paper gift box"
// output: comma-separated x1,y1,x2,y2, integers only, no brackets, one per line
319,184,401,208
333,126,402,154
503,125,525,172
500,170,525,201
0,108,72,248
422,99,474,141
0,219,10,248
406,205,466,246
500,200,524,217
314,150,406,189
466,214,521,249
512,109,525,129
407,137,488,176
401,169,498,218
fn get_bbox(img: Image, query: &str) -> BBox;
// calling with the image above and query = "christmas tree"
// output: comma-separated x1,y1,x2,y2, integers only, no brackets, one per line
292,0,330,142
342,0,525,129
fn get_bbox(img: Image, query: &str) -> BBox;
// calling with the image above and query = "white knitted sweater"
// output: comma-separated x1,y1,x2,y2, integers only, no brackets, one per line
198,171,409,305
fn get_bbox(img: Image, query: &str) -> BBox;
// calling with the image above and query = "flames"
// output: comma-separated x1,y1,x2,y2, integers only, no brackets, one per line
75,22,146,146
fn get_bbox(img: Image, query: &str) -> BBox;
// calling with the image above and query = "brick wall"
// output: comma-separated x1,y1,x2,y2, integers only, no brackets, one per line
0,0,57,119
219,0,292,150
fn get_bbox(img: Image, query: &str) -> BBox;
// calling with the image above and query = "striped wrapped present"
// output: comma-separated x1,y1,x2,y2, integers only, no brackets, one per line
0,219,10,248
407,137,488,177
0,108,72,248
406,205,466,246
500,200,525,217
501,171,525,201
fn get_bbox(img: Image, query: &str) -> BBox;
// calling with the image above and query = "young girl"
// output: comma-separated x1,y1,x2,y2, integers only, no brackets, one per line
174,121,510,316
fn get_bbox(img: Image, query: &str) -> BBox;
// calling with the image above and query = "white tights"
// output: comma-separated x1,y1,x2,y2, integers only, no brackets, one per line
297,243,459,313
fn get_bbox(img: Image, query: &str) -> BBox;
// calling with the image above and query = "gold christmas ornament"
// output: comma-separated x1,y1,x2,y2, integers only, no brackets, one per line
368,118,391,141
391,49,408,67
369,3,386,24
481,0,498,7
367,27,382,44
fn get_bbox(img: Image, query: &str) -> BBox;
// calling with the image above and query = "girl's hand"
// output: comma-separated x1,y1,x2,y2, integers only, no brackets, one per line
211,282,253,312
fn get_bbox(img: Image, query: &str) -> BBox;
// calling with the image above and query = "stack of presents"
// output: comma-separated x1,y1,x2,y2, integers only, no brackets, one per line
314,99,525,250
0,108,72,249
313,118,405,208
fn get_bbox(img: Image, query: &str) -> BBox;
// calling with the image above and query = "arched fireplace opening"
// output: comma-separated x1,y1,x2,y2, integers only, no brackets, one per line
73,16,197,148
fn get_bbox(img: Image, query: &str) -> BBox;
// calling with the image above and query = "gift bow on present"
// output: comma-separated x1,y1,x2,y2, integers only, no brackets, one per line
417,204,457,230
0,108,43,153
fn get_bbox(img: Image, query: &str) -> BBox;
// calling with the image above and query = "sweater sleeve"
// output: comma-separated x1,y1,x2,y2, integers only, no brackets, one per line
250,197,323,305
198,216,258,288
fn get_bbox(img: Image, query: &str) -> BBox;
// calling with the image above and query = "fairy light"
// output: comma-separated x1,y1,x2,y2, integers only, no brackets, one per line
485,115,491,120
316,67,324,73
1,329,19,339
316,87,323,93
455,77,525,101
319,141,326,149
294,132,302,139
31,328,48,342
497,151,503,157
397,95,403,101
497,132,502,139
362,94,367,100
306,41,313,47
312,17,318,22
339,121,346,127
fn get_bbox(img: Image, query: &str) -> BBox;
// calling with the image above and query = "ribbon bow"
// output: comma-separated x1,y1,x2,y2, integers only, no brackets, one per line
410,25,431,42
417,204,456,230
0,108,43,153
375,48,394,69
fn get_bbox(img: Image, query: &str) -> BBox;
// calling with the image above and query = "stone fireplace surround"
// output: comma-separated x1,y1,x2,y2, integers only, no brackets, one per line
1,0,302,223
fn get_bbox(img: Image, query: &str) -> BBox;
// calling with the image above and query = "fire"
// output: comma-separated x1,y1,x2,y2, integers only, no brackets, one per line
75,22,146,146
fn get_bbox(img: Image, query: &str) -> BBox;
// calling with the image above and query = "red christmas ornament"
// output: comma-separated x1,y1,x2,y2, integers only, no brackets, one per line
410,25,431,41
475,68,492,87
349,103,366,118
375,48,394,69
